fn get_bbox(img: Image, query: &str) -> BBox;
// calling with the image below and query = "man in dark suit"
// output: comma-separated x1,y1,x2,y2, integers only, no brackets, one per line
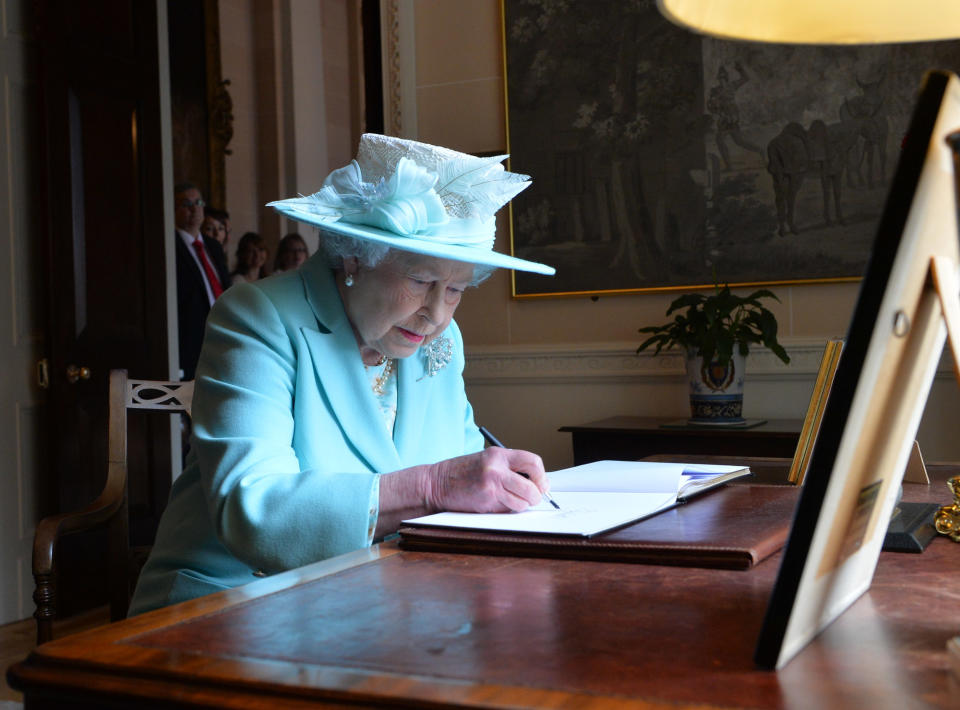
174,182,231,380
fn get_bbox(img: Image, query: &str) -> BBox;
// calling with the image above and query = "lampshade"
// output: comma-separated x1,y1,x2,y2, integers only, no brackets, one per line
657,0,960,44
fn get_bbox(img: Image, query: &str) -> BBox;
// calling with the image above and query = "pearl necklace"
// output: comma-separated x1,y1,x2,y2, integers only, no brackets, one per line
370,359,394,396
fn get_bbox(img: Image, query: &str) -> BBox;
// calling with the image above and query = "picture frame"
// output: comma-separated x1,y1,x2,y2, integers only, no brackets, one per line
787,339,844,486
501,0,960,298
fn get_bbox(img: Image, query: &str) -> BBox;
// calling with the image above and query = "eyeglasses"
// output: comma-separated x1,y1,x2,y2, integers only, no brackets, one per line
179,198,206,208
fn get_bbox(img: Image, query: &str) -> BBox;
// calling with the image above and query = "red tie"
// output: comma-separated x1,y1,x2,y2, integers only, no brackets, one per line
192,237,223,300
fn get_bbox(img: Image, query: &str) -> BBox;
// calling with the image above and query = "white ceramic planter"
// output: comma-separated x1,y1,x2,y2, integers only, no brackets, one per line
685,350,746,423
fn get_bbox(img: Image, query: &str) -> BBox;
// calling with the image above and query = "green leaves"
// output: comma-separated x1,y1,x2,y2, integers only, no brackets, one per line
636,281,791,366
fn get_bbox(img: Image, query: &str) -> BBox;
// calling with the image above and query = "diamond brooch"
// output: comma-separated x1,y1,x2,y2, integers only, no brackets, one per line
420,336,453,379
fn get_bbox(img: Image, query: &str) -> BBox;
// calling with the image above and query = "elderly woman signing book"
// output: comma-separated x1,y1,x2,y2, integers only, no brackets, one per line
130,134,556,614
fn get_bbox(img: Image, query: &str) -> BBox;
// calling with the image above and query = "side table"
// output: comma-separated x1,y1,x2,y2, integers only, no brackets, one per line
559,416,803,465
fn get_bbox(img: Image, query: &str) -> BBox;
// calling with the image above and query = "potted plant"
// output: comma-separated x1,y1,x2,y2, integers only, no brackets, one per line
637,282,790,424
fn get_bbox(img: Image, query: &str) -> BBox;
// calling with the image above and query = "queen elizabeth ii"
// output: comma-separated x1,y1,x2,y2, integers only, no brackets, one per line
130,134,556,614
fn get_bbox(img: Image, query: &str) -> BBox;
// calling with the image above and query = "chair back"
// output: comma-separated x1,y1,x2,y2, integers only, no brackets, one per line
32,369,193,644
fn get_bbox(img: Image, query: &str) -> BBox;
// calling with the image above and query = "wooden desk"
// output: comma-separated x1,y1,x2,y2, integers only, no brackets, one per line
9,470,960,709
560,416,804,465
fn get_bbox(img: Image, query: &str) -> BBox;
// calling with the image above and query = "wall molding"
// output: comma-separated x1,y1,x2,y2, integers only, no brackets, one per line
464,338,956,386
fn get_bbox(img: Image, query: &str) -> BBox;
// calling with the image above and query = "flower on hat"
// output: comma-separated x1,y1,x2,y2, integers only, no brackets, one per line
274,157,448,236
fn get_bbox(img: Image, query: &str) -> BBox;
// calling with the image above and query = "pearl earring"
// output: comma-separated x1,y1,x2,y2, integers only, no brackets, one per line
344,273,354,287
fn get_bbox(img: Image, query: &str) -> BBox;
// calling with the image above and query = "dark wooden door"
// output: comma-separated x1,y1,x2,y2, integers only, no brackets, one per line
37,0,171,614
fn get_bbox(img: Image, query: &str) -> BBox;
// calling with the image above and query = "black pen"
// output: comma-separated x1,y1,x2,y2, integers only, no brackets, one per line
478,425,561,510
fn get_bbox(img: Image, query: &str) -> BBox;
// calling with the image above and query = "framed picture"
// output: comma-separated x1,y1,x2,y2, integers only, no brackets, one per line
502,0,960,297
787,339,843,485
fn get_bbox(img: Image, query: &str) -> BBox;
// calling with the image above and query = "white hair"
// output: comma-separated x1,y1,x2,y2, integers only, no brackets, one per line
315,229,494,287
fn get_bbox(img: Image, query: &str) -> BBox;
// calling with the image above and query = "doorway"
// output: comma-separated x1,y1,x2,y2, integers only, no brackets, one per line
34,0,172,618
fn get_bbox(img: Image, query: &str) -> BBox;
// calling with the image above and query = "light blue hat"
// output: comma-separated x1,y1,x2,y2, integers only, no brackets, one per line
267,133,555,275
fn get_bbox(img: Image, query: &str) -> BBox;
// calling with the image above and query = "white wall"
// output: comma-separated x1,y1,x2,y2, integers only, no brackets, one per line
219,0,359,265
464,339,960,471
218,0,259,267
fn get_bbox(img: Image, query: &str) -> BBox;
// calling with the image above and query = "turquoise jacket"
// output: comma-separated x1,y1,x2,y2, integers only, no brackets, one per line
129,253,484,614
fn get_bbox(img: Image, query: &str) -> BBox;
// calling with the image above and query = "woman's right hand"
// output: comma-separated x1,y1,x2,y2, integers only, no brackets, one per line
426,446,549,513
375,446,550,539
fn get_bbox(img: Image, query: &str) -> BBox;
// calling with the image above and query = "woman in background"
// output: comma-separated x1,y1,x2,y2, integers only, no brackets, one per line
231,231,268,284
274,232,309,272
200,210,228,249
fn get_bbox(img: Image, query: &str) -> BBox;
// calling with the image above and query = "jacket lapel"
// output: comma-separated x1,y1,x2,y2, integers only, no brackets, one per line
298,256,402,474
394,349,432,464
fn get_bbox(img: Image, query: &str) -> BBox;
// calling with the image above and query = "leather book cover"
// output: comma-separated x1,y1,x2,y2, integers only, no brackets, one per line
398,484,799,570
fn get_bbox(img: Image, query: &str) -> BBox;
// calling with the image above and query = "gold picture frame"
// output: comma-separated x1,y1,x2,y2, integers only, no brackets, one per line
788,339,844,485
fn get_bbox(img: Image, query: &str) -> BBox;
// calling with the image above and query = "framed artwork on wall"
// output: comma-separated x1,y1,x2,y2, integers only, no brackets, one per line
502,0,960,298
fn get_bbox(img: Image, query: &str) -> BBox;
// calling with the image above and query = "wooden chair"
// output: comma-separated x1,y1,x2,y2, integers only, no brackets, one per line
32,369,193,644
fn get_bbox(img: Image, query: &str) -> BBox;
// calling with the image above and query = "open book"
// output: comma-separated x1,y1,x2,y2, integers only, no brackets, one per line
403,460,751,537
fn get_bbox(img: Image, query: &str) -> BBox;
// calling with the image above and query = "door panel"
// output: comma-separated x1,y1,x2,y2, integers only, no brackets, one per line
38,0,170,616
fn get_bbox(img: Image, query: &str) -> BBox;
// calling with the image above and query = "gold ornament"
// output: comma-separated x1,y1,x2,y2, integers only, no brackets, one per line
934,476,960,542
